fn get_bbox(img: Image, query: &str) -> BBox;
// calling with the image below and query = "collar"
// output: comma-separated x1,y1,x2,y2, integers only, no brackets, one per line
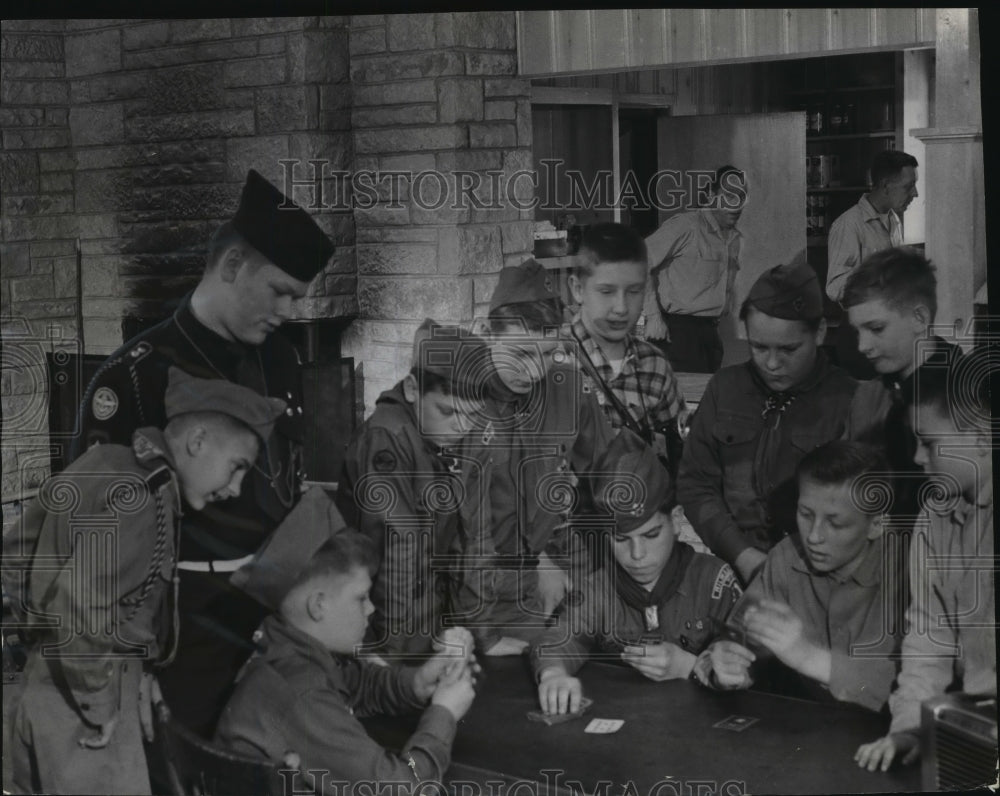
790,535,883,587
700,207,741,240
132,427,177,472
570,314,636,372
858,194,898,227
250,613,347,684
174,292,251,371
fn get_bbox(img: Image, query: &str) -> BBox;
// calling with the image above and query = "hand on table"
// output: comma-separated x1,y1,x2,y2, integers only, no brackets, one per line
621,642,696,682
537,666,583,715
855,732,920,771
706,640,755,689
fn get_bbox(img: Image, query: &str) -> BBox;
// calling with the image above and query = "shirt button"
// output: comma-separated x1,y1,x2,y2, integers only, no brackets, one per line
285,408,294,416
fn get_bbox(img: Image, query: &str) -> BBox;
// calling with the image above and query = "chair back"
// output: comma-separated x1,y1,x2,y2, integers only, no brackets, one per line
155,702,299,796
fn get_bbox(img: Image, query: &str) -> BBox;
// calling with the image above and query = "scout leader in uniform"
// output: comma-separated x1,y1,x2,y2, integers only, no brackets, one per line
9,369,285,795
71,169,336,735
475,259,664,655
336,320,494,659
678,261,858,585
528,433,742,716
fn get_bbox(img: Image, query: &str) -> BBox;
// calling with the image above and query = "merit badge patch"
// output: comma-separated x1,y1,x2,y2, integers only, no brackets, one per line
711,564,740,600
372,449,397,473
92,387,119,421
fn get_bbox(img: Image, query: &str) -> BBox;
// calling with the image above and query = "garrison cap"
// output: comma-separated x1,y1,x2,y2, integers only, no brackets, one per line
489,258,561,313
164,366,286,441
593,428,675,533
744,262,824,322
232,169,336,283
230,486,348,611
411,319,492,392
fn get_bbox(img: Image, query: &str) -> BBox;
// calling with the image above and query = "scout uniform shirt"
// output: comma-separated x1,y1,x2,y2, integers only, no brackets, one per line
678,353,857,567
825,194,902,302
10,429,180,796
530,543,742,677
214,614,457,787
741,534,903,712
336,380,491,657
889,481,996,733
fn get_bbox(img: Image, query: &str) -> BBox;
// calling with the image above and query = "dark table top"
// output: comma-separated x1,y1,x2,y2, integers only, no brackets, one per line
363,656,923,795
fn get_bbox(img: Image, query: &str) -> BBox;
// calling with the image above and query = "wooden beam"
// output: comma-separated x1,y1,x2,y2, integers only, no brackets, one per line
530,85,614,105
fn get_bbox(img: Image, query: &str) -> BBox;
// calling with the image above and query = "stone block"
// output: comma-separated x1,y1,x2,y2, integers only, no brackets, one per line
1,33,62,61
474,274,500,304
11,276,54,303
438,78,484,123
64,28,121,76
1,80,68,106
351,105,436,128
169,19,232,44
353,80,436,106
484,78,531,98
503,148,536,208
122,21,169,50
350,51,463,84
223,56,287,88
0,108,45,127
130,161,226,187
46,108,68,126
319,84,351,111
3,194,72,216
139,63,226,115
500,221,535,255
76,214,118,240
1,61,64,79
386,14,435,51
469,122,516,149
257,35,287,56
515,98,533,146
75,169,131,214
1,214,79,242
357,243,437,275
38,150,76,172
30,257,54,275
355,125,466,155
3,130,71,150
122,38,257,70
324,274,357,295
433,14,455,47
452,12,517,49
465,52,517,77
70,72,145,104
232,18,309,37
289,131,352,174
1,20,66,33
69,104,124,147
130,184,235,221
52,259,77,298
1,152,40,193
350,15,384,28
226,136,291,183
82,317,125,353
470,205,521,224
356,226,435,244
125,110,255,143
349,26,385,56
456,225,503,275
256,85,319,133
436,150,503,174
484,99,516,120
325,249,357,273
379,153,436,177
354,205,411,227
410,201,469,226
320,108,352,133
291,294,357,320
1,243,32,278
289,29,350,84
30,240,76,259
81,258,120,297
358,276,472,322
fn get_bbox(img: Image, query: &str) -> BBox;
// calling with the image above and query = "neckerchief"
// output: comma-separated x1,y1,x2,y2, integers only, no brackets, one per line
613,542,695,632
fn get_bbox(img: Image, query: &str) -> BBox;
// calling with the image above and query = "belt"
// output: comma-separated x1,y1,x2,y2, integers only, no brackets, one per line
176,554,255,574
666,314,721,326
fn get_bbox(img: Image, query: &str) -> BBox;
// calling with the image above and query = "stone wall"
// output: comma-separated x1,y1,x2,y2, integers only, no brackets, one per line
343,12,534,412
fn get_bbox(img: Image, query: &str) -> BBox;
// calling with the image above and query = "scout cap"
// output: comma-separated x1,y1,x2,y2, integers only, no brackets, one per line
164,366,287,441
744,262,824,322
488,258,561,313
411,318,492,394
230,486,348,611
593,428,675,533
232,169,336,282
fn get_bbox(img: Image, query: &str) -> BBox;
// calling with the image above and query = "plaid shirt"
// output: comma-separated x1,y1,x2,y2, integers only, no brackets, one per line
568,314,686,434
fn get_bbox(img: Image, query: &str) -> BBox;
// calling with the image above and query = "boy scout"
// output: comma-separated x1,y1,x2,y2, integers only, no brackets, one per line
529,436,741,715
9,368,285,795
678,261,857,584
567,222,688,474
71,168,337,734
843,247,962,522
478,260,661,654
856,355,995,771
336,320,492,658
216,514,478,786
702,441,902,712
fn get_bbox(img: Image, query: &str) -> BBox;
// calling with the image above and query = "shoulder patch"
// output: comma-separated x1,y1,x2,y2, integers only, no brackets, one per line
372,449,397,473
92,386,119,421
711,564,740,600
481,420,495,446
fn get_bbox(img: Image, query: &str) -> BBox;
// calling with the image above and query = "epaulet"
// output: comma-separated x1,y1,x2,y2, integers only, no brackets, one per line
143,464,174,492
127,340,153,364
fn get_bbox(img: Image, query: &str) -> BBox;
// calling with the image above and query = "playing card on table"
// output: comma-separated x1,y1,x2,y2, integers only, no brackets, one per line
713,715,759,732
584,718,624,734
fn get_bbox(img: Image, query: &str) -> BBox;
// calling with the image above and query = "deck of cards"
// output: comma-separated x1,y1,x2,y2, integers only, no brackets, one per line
527,697,594,725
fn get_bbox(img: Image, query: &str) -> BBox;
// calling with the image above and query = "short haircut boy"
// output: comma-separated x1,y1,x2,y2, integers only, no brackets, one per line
797,439,889,494
870,150,919,188
841,246,938,320
285,533,380,605
575,222,649,280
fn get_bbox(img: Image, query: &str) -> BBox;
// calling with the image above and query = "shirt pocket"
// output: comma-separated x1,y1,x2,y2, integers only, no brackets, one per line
711,413,759,507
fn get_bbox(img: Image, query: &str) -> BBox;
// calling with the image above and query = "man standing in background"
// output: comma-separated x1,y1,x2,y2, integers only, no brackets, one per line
642,166,747,374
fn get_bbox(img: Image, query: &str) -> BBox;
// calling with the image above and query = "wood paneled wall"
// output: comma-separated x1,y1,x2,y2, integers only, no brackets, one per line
518,9,936,76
